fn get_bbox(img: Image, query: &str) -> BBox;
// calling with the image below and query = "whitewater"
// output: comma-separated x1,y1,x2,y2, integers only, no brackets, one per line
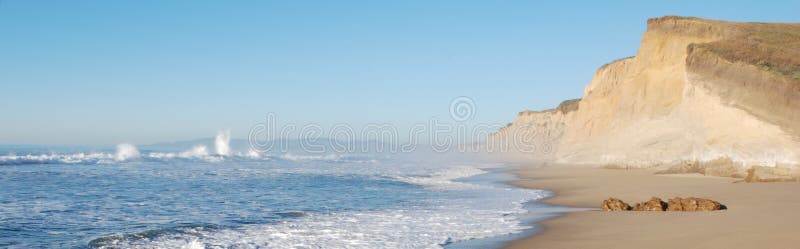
0,136,547,248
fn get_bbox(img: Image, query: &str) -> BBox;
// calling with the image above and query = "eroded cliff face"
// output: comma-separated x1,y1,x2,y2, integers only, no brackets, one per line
495,17,800,174
492,100,578,161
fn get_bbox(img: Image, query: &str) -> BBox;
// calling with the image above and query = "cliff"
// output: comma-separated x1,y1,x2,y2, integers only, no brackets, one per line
494,16,800,176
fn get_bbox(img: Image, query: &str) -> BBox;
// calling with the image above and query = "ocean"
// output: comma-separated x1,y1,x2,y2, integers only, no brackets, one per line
0,143,547,248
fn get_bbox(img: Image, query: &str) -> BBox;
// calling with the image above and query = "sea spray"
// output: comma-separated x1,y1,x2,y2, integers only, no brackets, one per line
115,143,141,161
180,145,210,158
215,130,231,156
246,149,260,158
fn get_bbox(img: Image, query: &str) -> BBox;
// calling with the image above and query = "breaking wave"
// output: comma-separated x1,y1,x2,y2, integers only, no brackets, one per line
0,148,375,166
115,143,140,161
395,166,489,190
86,165,546,249
214,130,231,156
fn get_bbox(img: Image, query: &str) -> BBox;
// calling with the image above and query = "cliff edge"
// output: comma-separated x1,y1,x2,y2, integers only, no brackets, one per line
494,16,800,176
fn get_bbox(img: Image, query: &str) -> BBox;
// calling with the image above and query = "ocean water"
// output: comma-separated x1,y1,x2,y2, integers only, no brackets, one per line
0,144,547,248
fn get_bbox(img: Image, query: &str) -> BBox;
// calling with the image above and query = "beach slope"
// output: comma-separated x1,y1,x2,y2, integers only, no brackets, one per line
505,166,800,249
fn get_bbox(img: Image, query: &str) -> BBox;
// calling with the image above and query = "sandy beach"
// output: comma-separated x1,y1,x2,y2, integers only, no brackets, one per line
504,165,800,249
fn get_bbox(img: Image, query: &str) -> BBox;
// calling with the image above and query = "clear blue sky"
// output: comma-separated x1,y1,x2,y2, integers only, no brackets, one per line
2,1,799,145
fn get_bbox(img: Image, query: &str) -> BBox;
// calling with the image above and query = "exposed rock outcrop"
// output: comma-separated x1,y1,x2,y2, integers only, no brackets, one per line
655,158,745,178
493,16,800,175
632,197,667,211
742,167,800,183
604,197,725,212
667,197,725,211
602,198,631,211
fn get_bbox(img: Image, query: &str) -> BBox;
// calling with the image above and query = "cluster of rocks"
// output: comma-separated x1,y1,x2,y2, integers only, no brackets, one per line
602,197,726,211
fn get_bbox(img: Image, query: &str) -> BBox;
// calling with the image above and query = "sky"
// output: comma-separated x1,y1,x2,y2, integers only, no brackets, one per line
2,0,800,145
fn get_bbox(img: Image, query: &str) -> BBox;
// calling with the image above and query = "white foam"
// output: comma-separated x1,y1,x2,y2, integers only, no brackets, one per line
245,149,260,159
2,152,547,248
214,130,231,156
0,152,115,165
95,165,547,249
180,145,210,158
181,240,205,249
0,148,267,165
272,153,378,164
112,205,539,249
395,166,488,190
279,153,341,162
115,143,141,161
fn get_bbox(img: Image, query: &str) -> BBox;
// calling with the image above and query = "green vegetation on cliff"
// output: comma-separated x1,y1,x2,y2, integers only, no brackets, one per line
691,19,800,80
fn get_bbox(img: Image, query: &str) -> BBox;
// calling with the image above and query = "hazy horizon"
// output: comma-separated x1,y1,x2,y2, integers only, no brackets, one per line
3,2,800,248
3,0,800,145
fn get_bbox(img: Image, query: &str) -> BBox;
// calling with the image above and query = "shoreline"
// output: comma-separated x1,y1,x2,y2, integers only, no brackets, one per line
502,165,800,249
445,165,566,249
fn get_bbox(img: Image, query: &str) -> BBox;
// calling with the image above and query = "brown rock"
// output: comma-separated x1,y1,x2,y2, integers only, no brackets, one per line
742,166,799,182
602,198,631,211
744,168,760,183
667,197,725,211
633,197,667,211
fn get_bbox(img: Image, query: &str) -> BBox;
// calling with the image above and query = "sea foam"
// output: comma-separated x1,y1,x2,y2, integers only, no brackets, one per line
215,130,231,156
88,165,546,249
115,143,140,161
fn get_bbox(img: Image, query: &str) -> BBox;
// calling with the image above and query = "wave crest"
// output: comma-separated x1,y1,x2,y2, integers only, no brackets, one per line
115,143,140,161
214,130,231,156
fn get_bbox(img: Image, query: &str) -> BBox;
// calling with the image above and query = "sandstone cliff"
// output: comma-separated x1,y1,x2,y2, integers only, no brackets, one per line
494,17,800,176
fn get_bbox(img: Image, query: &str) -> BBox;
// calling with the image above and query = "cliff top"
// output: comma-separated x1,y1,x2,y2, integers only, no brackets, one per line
649,16,800,80
519,98,581,116
698,23,800,80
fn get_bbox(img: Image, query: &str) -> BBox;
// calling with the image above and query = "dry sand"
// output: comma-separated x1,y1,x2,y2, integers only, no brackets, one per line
504,165,800,249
